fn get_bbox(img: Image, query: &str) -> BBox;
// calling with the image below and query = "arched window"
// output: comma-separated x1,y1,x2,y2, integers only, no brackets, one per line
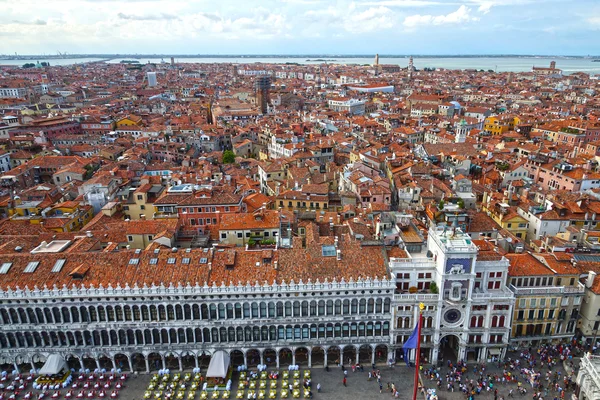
115,306,123,321
326,300,333,315
318,301,325,316
293,301,300,317
268,303,275,318
342,300,350,315
367,299,375,313
124,306,132,321
334,300,342,315
284,302,292,317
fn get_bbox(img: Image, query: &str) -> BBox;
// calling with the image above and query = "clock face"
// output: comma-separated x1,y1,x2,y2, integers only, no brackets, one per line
444,308,461,324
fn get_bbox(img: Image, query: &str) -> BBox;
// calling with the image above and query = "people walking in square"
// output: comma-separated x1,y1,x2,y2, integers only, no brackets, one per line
343,377,347,387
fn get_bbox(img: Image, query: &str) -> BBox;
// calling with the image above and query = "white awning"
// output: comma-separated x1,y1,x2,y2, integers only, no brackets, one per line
206,351,230,379
488,348,502,356
39,354,68,375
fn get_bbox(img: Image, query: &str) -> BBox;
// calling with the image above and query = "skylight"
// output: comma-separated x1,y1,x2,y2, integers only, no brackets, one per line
52,259,66,273
199,258,208,264
0,262,12,274
129,258,139,265
167,258,176,264
149,258,158,265
182,258,190,264
24,261,40,273
322,245,337,257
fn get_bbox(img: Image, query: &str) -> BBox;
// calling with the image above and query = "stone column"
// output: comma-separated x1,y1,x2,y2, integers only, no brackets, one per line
95,358,101,371
292,352,296,366
371,348,376,366
13,362,19,373
355,351,360,365
127,356,134,373
276,352,280,369
243,352,248,367
323,351,328,368
30,361,36,373
308,351,312,368
161,356,166,371
431,347,439,365
79,358,85,371
145,358,150,374
178,357,183,372
194,356,199,369
458,344,466,362
112,358,117,371
260,351,264,366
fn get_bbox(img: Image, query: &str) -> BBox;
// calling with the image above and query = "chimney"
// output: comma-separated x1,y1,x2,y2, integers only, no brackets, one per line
586,271,597,288
336,249,342,261
274,261,278,270
334,236,338,248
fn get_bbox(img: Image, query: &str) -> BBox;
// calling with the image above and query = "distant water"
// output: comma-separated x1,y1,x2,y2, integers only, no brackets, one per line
1,56,599,75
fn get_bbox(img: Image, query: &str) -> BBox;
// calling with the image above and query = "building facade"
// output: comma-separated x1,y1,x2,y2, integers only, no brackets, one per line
390,227,515,364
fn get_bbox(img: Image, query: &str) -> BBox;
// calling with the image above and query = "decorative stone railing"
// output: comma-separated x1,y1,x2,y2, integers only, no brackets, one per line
0,277,396,300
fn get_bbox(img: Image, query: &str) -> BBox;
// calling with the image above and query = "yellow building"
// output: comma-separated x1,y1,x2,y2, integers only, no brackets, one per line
120,184,164,220
37,201,94,232
484,116,521,136
115,115,143,128
276,190,329,212
482,201,529,241
506,253,584,344
8,184,63,218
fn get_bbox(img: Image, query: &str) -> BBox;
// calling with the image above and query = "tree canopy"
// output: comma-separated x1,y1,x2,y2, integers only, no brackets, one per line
222,150,235,164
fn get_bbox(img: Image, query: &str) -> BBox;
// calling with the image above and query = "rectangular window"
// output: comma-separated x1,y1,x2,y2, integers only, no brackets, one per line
24,261,39,273
52,259,66,273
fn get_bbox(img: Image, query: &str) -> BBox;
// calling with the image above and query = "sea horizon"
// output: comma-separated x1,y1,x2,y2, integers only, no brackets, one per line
1,54,599,59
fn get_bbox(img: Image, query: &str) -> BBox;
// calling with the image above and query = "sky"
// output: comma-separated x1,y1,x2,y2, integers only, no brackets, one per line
0,0,599,56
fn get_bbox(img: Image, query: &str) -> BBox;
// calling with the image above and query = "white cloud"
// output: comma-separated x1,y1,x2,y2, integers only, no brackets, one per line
347,6,395,32
589,16,600,28
477,2,493,14
403,5,479,28
360,0,448,6
303,5,396,33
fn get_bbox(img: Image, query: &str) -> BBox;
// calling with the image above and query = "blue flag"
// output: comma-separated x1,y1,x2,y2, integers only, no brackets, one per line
403,321,419,366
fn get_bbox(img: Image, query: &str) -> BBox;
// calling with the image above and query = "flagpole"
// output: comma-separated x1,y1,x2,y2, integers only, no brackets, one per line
412,303,424,400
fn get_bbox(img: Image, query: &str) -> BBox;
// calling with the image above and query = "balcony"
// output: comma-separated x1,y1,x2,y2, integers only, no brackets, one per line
509,282,585,296
393,293,439,302
472,288,515,300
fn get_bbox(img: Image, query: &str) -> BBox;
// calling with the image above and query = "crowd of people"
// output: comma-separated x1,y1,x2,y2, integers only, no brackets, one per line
416,341,583,400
